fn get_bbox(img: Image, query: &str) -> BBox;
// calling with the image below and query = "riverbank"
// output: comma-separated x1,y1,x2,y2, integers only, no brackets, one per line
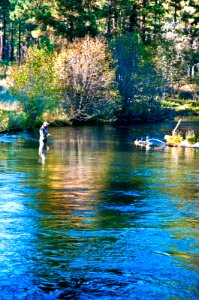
162,98,199,117
0,79,199,132
0,100,199,133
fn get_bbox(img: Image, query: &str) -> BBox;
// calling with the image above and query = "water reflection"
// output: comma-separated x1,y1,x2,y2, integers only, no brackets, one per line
39,140,49,164
0,123,198,299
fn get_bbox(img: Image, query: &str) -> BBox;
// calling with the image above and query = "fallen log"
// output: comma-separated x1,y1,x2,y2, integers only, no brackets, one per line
134,138,199,149
134,119,199,149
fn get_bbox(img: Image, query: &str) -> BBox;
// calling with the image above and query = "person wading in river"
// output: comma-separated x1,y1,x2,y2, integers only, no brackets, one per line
39,121,51,163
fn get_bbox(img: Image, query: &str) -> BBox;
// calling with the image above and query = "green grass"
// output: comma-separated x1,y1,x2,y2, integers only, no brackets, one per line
162,98,199,116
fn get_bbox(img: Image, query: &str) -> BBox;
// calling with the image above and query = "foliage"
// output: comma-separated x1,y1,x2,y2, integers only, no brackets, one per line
9,47,59,127
165,128,198,146
54,0,99,39
162,98,199,116
110,34,165,120
0,108,26,132
0,0,198,125
153,33,198,93
55,36,118,122
0,61,10,78
7,111,27,131
1,0,198,59
0,110,9,132
164,133,183,146
185,129,196,144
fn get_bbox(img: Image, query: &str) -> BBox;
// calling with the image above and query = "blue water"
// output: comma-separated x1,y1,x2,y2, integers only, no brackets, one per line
0,121,198,299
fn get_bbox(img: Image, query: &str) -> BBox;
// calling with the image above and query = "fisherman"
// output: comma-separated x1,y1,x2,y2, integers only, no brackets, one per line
39,121,50,143
39,121,51,162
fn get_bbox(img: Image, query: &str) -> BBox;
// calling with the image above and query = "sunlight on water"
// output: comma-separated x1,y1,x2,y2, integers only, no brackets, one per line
0,201,24,212
0,122,198,299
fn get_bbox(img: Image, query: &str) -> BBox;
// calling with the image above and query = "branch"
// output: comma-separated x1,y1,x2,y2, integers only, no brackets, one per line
172,118,181,136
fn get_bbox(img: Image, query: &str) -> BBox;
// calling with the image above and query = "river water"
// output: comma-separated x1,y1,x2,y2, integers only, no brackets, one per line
0,120,198,299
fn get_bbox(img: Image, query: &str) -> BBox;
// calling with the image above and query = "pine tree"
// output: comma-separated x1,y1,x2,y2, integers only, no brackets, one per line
0,0,10,60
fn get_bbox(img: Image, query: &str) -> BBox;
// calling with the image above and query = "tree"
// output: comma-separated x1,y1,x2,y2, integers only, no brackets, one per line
55,36,118,122
52,0,99,40
9,47,59,127
0,0,10,60
111,34,165,120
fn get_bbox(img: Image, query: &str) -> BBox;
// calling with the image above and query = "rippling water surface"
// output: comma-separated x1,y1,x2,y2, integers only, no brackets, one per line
0,121,198,299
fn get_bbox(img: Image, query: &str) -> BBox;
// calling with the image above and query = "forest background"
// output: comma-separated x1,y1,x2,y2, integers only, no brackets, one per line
0,0,198,131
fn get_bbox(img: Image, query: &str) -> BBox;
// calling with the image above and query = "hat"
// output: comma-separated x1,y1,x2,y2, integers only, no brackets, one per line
43,121,49,126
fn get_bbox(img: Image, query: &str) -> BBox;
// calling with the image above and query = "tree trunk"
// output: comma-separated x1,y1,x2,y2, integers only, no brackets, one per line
141,0,147,42
173,0,177,24
129,4,138,33
106,1,113,37
18,20,21,63
154,0,157,34
2,5,8,60
106,0,117,37
10,22,15,61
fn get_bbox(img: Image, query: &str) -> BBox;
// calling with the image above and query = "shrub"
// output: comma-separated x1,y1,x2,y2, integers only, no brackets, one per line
7,112,27,131
164,134,183,146
55,36,118,122
9,47,59,127
0,109,26,132
0,61,9,79
0,110,9,132
185,130,196,144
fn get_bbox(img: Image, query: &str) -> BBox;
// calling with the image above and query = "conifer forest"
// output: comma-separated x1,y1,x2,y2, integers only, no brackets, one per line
0,0,198,127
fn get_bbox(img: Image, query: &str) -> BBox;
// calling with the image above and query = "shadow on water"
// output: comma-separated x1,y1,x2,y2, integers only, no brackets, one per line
0,122,198,299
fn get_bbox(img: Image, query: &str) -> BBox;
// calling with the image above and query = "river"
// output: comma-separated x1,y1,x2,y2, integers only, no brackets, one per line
0,120,198,299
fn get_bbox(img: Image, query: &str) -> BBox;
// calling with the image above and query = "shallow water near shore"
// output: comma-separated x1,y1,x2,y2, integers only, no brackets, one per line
0,120,198,299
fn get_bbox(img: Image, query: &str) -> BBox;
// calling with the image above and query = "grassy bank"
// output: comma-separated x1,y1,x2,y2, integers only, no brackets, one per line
0,105,71,133
0,78,198,133
0,98,198,133
162,98,199,117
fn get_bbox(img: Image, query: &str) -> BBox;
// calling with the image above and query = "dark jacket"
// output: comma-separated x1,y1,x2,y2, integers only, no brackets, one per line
39,126,48,142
